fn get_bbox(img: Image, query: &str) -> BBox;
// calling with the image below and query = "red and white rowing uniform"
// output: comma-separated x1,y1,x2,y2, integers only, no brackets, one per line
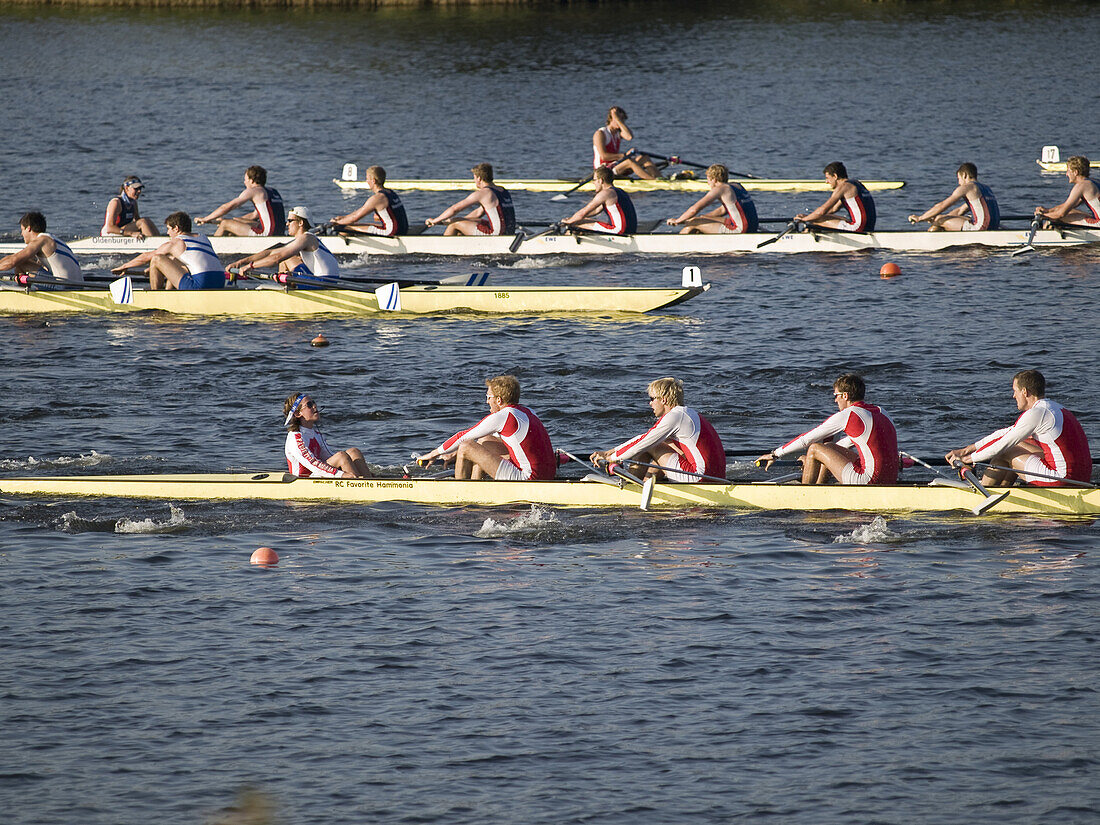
593,126,621,170
592,186,638,235
970,398,1092,485
722,184,759,234
285,426,343,478
836,180,877,232
775,401,899,484
438,405,555,480
610,406,726,483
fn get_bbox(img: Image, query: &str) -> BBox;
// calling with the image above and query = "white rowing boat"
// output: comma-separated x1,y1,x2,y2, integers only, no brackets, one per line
1,472,1096,515
4,226,1098,258
333,175,907,193
0,282,709,316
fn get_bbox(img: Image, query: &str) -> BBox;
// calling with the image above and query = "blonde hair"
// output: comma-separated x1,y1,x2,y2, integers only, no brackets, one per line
648,377,684,407
471,162,494,183
1067,156,1091,177
366,165,387,185
284,392,307,431
707,164,729,183
486,375,520,405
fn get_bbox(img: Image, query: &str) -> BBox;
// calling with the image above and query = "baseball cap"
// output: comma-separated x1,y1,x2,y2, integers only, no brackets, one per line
287,206,312,223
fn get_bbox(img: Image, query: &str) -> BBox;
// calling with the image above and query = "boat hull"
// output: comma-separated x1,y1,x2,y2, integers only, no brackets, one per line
334,177,907,193
1,473,1097,515
4,228,1097,257
0,283,707,316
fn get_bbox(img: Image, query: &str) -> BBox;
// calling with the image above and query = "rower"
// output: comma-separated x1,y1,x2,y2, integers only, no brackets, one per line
561,166,638,235
945,370,1092,487
417,375,555,480
0,212,83,284
592,106,660,180
112,211,224,290
101,175,158,238
795,161,877,232
1035,156,1100,228
284,392,372,478
197,165,285,237
590,377,726,483
228,206,339,284
331,165,409,236
908,163,1000,231
758,374,898,485
667,163,759,234
425,163,515,236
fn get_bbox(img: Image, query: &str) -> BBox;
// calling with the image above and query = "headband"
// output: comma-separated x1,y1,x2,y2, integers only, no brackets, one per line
284,393,306,427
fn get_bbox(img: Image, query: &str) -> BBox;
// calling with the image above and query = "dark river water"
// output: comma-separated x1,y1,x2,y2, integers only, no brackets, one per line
1,2,1098,823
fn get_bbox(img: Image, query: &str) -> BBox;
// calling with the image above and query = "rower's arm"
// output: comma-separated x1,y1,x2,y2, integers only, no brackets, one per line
798,188,843,222
1037,184,1083,220
564,193,605,224
0,238,45,271
334,193,383,225
199,188,253,223
112,238,179,273
670,191,719,224
243,237,303,270
593,131,622,164
911,185,964,223
102,198,125,236
428,192,480,225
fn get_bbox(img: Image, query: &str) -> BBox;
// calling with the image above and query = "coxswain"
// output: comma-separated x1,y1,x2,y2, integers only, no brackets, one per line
425,163,515,236
284,392,372,478
228,207,339,284
667,163,759,234
590,377,726,482
1035,155,1100,227
757,374,898,485
417,375,555,480
331,165,409,236
561,166,638,235
796,161,877,232
908,163,1000,231
101,175,158,238
945,370,1092,487
592,106,660,180
112,211,224,290
197,165,285,237
0,212,83,284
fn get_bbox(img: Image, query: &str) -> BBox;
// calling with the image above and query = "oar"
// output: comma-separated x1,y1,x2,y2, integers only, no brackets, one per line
242,270,486,292
900,451,972,491
634,150,761,179
0,273,92,289
756,219,802,248
978,462,1097,489
947,457,1011,515
603,461,655,510
550,172,596,202
614,458,730,484
509,222,562,253
1010,215,1043,257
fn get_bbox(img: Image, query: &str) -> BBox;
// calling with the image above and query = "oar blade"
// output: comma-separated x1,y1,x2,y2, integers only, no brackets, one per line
639,476,655,510
971,489,1010,516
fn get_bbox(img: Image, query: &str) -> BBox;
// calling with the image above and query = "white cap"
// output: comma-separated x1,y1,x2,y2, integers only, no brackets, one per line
287,206,312,224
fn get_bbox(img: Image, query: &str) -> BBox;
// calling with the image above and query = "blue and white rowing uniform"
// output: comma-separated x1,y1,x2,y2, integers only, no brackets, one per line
253,186,285,236
41,234,83,283
100,192,138,236
963,182,1000,231
177,234,224,290
592,186,638,235
723,184,759,233
475,184,516,235
290,234,340,285
838,180,876,232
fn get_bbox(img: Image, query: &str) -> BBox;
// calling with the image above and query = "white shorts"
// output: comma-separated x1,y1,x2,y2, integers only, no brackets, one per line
494,458,528,481
1023,453,1064,484
841,461,873,485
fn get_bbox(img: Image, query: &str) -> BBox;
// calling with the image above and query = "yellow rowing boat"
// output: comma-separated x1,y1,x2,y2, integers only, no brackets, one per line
2,473,1096,515
0,283,708,316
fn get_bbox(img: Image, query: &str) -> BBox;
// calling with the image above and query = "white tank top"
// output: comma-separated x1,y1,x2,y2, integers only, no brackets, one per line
42,234,83,283
300,235,340,279
178,234,223,276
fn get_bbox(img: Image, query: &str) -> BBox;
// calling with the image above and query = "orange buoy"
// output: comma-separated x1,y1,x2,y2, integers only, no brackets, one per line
250,547,279,566
311,333,329,347
879,262,901,278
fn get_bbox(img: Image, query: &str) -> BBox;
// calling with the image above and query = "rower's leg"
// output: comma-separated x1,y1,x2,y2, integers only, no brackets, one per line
805,442,858,485
214,218,255,237
981,443,1040,486
150,254,188,290
455,440,509,479
136,218,159,236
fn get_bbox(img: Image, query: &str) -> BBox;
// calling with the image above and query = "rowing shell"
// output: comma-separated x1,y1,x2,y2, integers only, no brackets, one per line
6,227,1098,258
334,176,907,193
0,283,708,316
1,473,1096,515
